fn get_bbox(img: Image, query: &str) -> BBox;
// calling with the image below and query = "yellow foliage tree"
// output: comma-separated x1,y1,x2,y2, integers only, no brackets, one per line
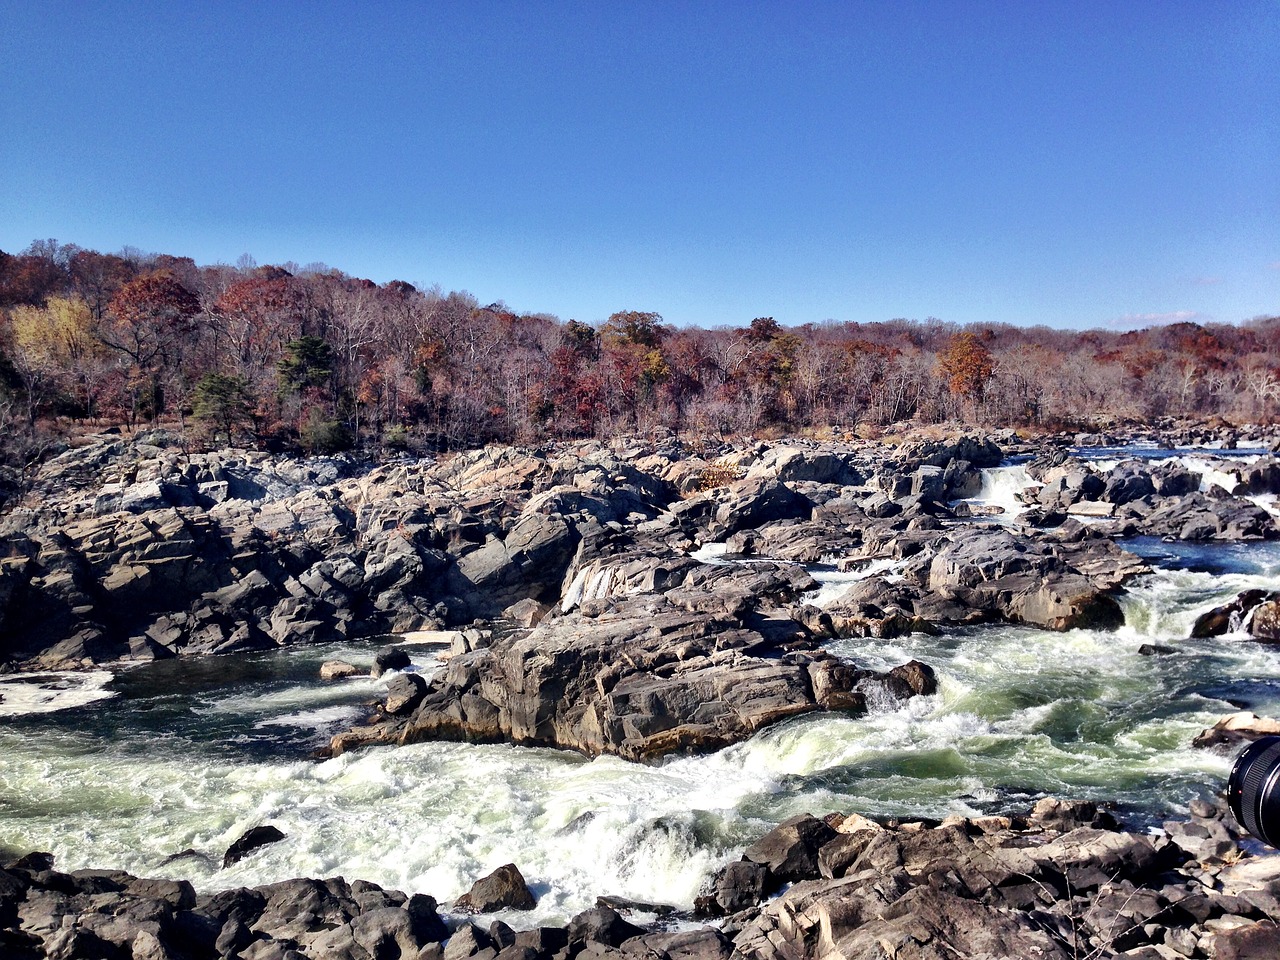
11,296,102,368
10,295,110,417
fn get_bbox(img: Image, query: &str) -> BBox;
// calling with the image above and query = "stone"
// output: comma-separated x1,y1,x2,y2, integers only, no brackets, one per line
333,561,932,761
1192,590,1272,638
320,660,361,681
454,864,536,913
1208,920,1280,960
1250,601,1280,642
223,825,287,869
567,906,645,948
1192,712,1280,751
384,672,428,715
742,814,838,886
622,929,732,960
694,861,770,917
373,647,412,678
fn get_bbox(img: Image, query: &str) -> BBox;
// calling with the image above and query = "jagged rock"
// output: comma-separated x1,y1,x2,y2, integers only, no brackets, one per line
373,647,412,678
223,825,286,869
1137,493,1279,541
567,906,645,948
442,921,492,960
331,562,932,761
695,861,771,917
742,814,838,887
454,864,536,913
899,436,1003,469
384,672,428,715
1192,593,1274,640
1250,601,1280,641
744,446,864,486
622,928,732,960
1211,921,1280,960
923,527,1133,630
1103,462,1157,504
1192,711,1280,751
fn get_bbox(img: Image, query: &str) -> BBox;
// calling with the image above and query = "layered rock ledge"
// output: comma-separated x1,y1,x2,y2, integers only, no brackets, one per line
329,553,938,760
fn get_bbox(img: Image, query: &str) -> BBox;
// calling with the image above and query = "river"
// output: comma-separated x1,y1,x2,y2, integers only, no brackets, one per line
2,448,1278,926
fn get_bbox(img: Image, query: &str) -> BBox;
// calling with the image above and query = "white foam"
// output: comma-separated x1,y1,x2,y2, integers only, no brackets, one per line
1,566,1276,926
0,670,116,716
959,464,1034,522
254,704,364,734
689,542,730,564
804,557,906,608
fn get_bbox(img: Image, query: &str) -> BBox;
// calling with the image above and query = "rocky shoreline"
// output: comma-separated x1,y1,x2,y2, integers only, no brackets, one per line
6,427,1280,759
4,796,1279,960
6,425,1280,957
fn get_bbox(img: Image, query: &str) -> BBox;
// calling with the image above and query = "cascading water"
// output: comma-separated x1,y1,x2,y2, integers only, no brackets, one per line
2,448,1279,926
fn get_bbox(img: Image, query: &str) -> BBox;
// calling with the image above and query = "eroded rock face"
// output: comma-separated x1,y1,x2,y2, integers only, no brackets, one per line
331,561,938,761
721,798,1257,960
0,436,690,667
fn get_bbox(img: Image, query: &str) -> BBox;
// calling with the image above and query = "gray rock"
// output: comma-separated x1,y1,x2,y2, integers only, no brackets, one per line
373,647,412,678
695,861,771,917
384,673,428,715
743,814,838,887
1191,590,1271,638
567,906,645,948
320,660,361,681
332,561,931,761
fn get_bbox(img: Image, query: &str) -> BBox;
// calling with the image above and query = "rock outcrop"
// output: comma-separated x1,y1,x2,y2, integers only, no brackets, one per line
1,429,1172,762
0,853,448,960
331,556,938,761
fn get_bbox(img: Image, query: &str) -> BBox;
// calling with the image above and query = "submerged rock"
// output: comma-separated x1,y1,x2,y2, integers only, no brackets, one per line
222,825,286,868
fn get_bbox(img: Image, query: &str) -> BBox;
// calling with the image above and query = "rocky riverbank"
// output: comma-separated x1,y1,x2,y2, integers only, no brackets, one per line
4,797,1278,960
6,427,1280,759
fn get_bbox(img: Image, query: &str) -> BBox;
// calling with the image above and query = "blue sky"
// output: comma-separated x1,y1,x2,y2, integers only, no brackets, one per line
2,2,1276,329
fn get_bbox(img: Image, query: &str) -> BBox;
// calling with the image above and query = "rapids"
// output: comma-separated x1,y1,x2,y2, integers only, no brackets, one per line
2,451,1279,926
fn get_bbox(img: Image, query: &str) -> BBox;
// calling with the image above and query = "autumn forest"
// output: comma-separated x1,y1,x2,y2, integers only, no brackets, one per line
2,239,1278,465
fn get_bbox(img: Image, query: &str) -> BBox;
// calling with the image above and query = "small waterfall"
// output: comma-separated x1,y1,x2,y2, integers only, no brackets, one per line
856,677,904,714
961,464,1034,521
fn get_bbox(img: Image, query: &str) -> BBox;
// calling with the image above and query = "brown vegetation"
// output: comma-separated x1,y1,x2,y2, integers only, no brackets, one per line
2,239,1278,464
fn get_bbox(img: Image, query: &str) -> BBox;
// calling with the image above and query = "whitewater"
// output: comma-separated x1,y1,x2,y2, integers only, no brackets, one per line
3,450,1280,927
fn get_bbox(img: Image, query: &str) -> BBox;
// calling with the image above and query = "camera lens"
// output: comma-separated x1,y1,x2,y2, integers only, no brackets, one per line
1228,735,1280,847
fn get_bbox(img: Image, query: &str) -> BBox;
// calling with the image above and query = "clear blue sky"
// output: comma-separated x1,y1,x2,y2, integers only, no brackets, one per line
2,1,1276,330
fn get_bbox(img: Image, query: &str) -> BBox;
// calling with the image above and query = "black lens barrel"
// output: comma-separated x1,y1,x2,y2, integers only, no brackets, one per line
1228,735,1280,847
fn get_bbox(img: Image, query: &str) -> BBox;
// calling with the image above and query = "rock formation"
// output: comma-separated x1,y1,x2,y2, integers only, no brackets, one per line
5,796,1279,960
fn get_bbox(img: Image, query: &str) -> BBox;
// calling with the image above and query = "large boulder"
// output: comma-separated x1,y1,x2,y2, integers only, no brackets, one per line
924,528,1130,630
330,563,933,761
708,478,812,539
742,814,839,888
454,864,536,913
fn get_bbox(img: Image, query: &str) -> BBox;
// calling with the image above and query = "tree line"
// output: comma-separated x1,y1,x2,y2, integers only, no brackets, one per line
1,238,1278,462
